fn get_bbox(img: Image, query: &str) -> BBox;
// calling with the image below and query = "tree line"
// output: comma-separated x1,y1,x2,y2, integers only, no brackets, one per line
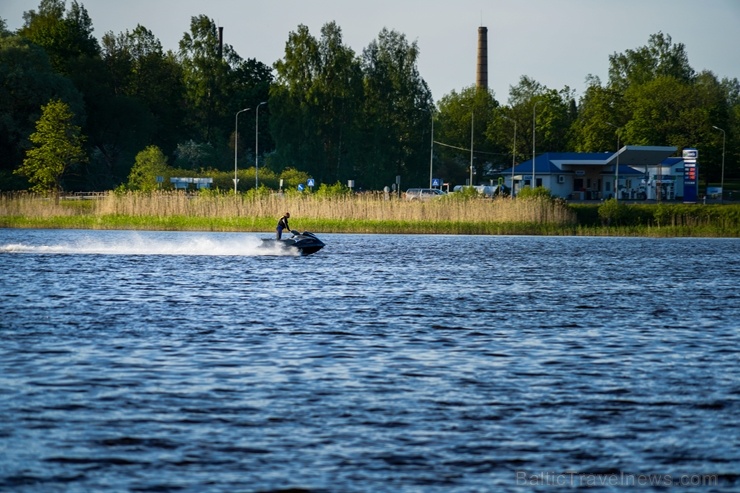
1,0,737,195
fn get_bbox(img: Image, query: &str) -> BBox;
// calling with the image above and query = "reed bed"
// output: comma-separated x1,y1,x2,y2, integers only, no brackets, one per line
0,192,95,217
90,191,577,225
2,191,738,236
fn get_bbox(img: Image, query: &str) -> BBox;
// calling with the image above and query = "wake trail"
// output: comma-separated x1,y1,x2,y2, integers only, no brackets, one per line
0,233,298,257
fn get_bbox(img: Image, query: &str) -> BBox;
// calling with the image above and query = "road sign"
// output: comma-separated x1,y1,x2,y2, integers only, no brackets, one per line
297,183,305,191
307,178,315,187
432,178,441,187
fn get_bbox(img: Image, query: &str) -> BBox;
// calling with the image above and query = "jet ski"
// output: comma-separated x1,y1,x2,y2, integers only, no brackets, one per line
261,230,325,256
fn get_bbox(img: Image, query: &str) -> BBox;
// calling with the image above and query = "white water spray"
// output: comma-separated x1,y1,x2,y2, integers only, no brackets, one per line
0,232,299,256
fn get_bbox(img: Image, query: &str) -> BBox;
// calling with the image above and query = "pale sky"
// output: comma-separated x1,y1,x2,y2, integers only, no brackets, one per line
3,0,739,103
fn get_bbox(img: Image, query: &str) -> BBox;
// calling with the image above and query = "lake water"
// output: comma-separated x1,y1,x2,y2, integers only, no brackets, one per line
1,229,738,492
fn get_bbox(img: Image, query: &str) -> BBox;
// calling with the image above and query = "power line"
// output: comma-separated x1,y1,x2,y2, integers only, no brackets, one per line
433,141,507,157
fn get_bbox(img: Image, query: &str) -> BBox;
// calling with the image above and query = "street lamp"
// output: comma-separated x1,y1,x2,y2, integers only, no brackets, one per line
712,125,726,202
606,122,621,201
234,107,250,193
255,101,267,189
502,115,517,198
429,110,435,188
469,110,475,186
532,100,542,188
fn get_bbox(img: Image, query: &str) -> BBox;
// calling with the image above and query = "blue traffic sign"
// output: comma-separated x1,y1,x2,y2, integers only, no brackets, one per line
432,178,441,187
297,183,305,191
307,178,315,187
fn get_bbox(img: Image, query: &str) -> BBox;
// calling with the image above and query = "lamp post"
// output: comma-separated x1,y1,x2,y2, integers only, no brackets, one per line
712,125,726,203
234,107,250,193
255,101,267,189
429,110,435,188
502,115,517,198
606,122,620,201
469,111,475,186
532,100,542,188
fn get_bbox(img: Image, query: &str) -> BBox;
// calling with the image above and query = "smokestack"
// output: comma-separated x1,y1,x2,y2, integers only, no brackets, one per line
218,26,224,59
476,26,488,90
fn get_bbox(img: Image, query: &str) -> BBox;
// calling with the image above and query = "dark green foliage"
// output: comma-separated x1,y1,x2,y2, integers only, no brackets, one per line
14,98,86,200
19,0,99,75
1,2,738,194
0,36,83,183
270,23,365,185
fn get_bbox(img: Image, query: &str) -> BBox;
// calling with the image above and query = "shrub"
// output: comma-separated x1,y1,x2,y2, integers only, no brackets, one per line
517,186,552,200
314,182,352,199
598,198,628,226
128,145,171,191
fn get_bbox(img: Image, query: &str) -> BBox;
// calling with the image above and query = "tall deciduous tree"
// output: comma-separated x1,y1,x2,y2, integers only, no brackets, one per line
568,76,625,153
271,22,363,185
608,32,694,93
507,76,574,156
436,86,499,186
361,28,434,188
0,35,82,186
15,98,87,201
19,0,99,76
101,25,187,155
179,15,238,145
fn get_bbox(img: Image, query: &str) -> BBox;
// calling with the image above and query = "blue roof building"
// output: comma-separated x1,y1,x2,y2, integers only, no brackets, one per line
501,146,685,200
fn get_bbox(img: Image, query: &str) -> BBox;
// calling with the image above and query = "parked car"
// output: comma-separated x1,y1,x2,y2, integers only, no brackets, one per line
405,188,447,201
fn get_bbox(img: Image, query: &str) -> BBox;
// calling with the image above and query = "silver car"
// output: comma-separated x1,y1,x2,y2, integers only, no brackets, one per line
405,188,447,201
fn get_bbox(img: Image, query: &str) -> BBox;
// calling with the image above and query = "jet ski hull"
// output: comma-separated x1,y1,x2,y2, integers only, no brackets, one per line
260,231,325,256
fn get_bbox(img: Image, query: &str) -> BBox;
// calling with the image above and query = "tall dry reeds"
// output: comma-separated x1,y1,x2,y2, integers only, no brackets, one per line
0,192,93,217
0,191,576,225
4,192,737,236
92,191,576,225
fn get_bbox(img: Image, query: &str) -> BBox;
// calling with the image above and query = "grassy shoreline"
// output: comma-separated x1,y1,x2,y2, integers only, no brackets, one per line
2,192,739,237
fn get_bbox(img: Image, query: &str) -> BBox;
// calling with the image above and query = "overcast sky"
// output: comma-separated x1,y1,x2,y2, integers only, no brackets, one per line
3,0,739,103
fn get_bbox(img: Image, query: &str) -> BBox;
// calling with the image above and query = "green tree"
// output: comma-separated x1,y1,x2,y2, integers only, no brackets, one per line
271,22,363,185
608,32,694,93
573,33,738,184
174,140,215,170
360,28,434,188
230,57,274,160
508,76,575,155
0,18,10,37
15,98,87,201
127,145,171,191
178,15,241,145
101,25,187,155
436,85,500,186
0,35,83,186
19,0,99,76
569,77,625,152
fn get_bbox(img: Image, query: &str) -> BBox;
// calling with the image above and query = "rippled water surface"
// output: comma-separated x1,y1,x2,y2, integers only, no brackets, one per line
1,229,739,492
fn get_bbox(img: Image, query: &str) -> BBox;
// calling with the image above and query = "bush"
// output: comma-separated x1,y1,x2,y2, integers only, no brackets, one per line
598,198,628,226
279,168,310,190
517,186,552,200
314,182,352,199
127,145,171,192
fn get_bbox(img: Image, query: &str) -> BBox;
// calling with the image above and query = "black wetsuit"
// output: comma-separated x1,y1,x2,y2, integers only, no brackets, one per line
276,215,290,239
